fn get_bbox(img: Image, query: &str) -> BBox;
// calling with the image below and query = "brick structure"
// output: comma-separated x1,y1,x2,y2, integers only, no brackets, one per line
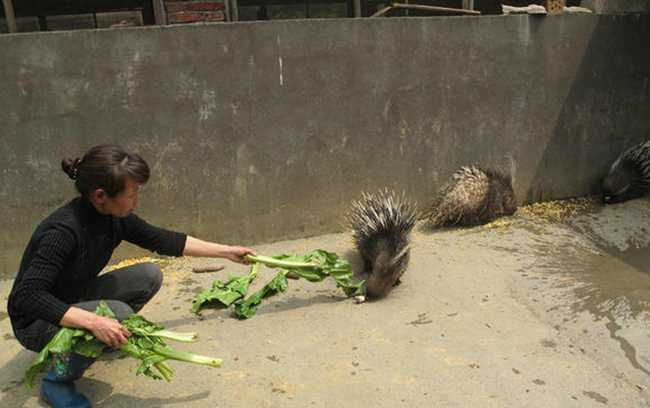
96,11,144,28
166,1,226,23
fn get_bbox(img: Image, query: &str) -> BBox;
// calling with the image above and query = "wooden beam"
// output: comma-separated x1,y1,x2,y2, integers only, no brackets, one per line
392,3,480,14
2,0,17,33
360,0,369,17
224,0,231,21
353,0,361,17
231,0,239,21
152,0,167,25
371,4,392,17
238,0,345,5
462,0,474,10
370,3,481,17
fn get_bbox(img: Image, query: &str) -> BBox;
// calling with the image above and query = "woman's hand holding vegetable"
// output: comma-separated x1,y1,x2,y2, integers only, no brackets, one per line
183,236,256,264
60,306,130,349
89,315,131,349
221,246,256,264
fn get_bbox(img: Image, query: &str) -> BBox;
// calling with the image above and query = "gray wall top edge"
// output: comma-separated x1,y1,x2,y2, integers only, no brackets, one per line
0,13,634,42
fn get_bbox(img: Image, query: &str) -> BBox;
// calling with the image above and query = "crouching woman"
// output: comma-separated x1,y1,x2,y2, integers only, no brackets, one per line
7,144,255,407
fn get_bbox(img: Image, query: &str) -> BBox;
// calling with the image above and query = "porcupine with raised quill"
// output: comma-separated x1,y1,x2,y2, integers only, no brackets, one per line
424,165,517,228
347,190,417,299
602,139,650,204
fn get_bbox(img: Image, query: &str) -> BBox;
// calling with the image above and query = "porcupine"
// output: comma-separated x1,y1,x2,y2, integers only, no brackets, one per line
347,190,417,298
602,139,650,204
424,165,517,228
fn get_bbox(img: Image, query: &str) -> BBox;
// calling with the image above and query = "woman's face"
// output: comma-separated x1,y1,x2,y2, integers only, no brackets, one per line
93,177,141,217
110,178,141,217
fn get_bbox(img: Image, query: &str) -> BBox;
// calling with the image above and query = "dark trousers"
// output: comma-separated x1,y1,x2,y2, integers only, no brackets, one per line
15,263,163,352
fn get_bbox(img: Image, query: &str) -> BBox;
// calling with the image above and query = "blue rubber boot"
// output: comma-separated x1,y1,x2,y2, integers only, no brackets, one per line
40,352,94,408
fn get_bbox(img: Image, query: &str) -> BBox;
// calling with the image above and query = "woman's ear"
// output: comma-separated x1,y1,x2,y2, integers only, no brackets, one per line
89,188,107,204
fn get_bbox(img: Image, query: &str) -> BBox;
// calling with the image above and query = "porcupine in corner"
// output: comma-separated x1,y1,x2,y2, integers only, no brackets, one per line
602,139,650,204
347,190,417,299
424,165,517,228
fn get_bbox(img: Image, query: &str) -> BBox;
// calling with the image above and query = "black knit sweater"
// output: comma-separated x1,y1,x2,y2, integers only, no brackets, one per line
8,197,187,331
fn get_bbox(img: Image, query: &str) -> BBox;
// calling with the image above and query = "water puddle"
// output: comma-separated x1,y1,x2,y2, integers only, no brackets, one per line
564,247,650,317
607,245,650,276
528,232,650,376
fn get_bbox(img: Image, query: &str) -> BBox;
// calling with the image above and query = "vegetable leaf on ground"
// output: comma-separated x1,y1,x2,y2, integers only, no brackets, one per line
191,263,260,314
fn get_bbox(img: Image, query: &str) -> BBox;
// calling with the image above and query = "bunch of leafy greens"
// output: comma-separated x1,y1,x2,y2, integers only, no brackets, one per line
191,250,365,319
25,301,221,388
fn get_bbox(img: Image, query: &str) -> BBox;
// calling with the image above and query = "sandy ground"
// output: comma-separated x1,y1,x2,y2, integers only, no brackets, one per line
1,197,650,407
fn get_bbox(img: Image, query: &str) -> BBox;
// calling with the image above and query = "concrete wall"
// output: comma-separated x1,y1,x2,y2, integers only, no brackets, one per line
1,14,649,277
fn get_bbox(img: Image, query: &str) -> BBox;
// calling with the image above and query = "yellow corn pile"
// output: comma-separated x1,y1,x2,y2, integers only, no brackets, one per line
482,218,514,229
104,257,171,272
482,196,598,229
517,197,597,223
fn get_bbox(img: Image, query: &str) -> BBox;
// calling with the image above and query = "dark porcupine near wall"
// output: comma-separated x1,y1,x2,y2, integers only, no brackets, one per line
347,190,417,299
602,140,650,204
424,165,517,228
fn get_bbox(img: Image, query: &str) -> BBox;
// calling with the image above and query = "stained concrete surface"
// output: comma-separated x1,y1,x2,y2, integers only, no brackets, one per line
1,197,650,407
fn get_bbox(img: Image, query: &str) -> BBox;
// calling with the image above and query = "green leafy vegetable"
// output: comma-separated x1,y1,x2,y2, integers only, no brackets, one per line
246,250,365,297
24,303,116,388
234,270,289,319
191,263,260,314
191,250,365,319
25,301,220,388
117,313,220,382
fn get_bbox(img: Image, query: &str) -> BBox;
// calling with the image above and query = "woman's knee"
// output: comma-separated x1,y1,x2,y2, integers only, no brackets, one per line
71,299,134,321
104,300,134,321
139,263,163,295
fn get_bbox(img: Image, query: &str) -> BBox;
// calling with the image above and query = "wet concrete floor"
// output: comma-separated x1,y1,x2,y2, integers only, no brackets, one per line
0,197,649,407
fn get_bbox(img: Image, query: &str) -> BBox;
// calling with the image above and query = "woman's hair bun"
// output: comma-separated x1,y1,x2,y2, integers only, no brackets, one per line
61,157,82,180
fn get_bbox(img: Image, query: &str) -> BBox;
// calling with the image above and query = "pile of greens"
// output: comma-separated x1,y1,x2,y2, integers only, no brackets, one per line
25,301,221,388
192,250,365,319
